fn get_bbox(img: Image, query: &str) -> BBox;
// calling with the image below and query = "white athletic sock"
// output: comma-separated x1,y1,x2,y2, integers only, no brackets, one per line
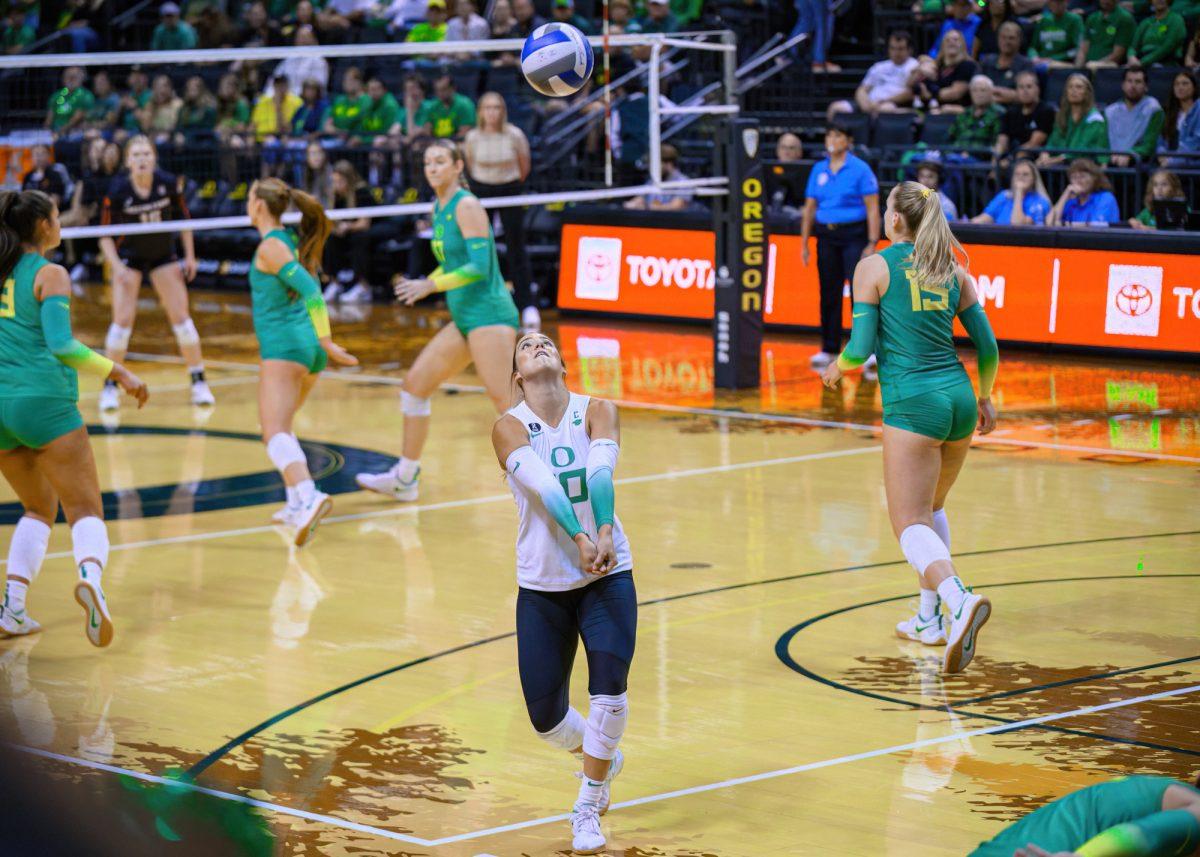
937,576,970,615
295,479,317,504
285,485,299,508
5,579,28,613
6,517,51,607
931,509,951,549
396,457,419,483
576,774,605,808
71,517,109,581
918,588,939,620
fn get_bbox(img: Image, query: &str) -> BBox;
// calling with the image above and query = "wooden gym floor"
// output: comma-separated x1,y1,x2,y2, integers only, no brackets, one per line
0,291,1197,856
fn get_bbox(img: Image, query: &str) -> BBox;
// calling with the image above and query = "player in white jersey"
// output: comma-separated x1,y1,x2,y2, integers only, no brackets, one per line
492,332,636,856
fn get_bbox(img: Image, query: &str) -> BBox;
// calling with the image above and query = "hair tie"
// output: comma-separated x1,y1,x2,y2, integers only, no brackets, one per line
920,187,932,199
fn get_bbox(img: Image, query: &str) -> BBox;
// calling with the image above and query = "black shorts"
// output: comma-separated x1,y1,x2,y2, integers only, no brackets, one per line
118,250,178,279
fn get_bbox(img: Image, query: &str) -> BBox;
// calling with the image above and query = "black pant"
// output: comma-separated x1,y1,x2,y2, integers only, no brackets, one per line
515,572,637,733
473,180,534,311
324,229,370,285
815,221,868,354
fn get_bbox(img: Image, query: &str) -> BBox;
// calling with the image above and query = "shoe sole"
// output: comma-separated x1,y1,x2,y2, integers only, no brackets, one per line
573,844,605,855
355,476,418,502
74,581,114,648
894,627,947,646
294,496,333,548
0,622,41,638
943,597,991,674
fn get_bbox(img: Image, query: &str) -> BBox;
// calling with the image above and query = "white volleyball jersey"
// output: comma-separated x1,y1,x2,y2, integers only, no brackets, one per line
505,392,633,591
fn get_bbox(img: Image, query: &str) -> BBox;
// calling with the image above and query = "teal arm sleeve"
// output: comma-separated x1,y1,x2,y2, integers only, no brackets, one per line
836,302,879,371
585,439,618,528
279,260,331,339
959,302,998,398
431,237,492,292
1076,809,1200,857
40,296,115,379
506,446,584,539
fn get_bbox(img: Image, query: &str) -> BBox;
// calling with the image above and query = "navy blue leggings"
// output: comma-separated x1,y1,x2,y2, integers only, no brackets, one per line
516,572,638,734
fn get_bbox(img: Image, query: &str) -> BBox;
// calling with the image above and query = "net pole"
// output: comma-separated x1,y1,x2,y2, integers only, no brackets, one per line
648,41,662,186
602,0,613,187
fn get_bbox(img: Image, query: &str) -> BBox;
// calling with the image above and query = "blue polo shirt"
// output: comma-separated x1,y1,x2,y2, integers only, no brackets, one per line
805,153,879,225
1061,190,1120,226
982,190,1052,225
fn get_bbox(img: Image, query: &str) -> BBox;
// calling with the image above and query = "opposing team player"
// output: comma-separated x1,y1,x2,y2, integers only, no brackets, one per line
0,190,148,646
822,180,1000,674
492,332,635,855
98,135,213,411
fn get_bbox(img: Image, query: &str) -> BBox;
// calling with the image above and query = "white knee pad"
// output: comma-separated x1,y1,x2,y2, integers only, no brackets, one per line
172,318,200,347
899,524,952,578
105,324,132,354
266,433,306,473
536,707,585,752
400,390,431,417
583,694,628,761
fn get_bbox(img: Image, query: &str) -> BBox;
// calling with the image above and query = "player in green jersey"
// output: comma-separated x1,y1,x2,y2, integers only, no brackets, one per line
821,180,1000,674
0,190,148,647
972,774,1200,857
356,139,520,503
247,178,357,547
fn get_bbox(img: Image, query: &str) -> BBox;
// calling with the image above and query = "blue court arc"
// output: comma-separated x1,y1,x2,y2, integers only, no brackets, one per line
0,425,395,525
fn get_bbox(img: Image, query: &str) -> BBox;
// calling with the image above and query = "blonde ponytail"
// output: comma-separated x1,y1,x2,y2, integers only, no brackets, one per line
894,181,967,289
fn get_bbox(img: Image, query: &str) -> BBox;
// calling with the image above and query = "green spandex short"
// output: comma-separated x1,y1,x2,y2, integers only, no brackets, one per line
882,376,978,442
0,397,84,450
450,293,520,337
260,336,328,374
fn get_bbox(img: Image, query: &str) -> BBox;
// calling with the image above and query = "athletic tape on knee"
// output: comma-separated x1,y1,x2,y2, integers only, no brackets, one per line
583,693,628,761
899,524,951,577
71,516,109,572
535,707,585,752
931,509,951,550
104,324,132,353
8,517,51,583
400,390,432,417
266,433,306,474
172,318,200,347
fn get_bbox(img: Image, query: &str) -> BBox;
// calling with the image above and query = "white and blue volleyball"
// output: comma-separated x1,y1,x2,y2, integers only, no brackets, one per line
520,22,594,97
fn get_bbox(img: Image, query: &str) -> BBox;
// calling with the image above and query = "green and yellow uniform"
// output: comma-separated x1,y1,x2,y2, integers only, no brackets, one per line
430,189,519,336
970,776,1200,857
837,242,998,441
0,253,114,449
249,229,330,373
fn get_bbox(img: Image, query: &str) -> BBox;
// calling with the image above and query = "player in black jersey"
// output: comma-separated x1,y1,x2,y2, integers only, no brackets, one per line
97,135,214,412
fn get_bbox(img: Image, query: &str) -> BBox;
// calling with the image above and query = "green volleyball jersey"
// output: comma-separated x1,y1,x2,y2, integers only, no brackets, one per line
875,242,967,405
249,229,316,340
431,189,514,325
0,254,77,401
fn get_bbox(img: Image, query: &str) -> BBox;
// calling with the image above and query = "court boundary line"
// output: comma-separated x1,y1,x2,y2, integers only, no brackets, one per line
125,352,1200,464
15,683,1200,849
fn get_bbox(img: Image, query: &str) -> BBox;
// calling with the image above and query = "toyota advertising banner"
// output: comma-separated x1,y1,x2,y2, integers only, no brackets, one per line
558,222,1199,356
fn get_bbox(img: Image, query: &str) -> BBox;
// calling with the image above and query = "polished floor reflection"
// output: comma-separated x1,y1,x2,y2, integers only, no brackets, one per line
0,291,1196,856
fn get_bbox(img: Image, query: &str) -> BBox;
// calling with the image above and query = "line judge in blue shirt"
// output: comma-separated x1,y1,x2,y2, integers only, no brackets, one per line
800,121,881,367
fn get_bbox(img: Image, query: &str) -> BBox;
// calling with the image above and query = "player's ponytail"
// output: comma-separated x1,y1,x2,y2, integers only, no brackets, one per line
289,188,332,275
0,189,55,282
893,180,967,289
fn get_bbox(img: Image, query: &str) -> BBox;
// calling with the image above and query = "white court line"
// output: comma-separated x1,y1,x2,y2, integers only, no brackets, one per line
15,683,1199,848
6,446,882,564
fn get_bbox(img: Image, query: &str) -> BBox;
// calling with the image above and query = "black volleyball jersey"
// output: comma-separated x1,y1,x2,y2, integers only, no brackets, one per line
101,169,189,260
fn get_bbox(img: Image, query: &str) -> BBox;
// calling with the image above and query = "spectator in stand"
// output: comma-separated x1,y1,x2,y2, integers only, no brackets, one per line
357,76,402,145
608,0,638,32
45,66,94,137
973,0,1015,58
625,143,695,210
1106,66,1164,166
216,72,252,142
949,75,1006,151
792,0,838,73
118,68,152,140
1129,168,1187,228
62,137,114,228
195,4,238,47
319,0,374,36
799,121,880,369
377,0,429,31
464,91,536,328
279,0,318,40
1048,157,1120,225
83,70,120,136
1129,0,1186,67
1029,0,1084,67
1076,0,1135,69
21,145,70,208
152,2,199,50
174,76,218,146
447,0,490,43
2,9,35,53
406,0,448,41
930,0,982,59
301,140,334,206
1038,72,1107,165
612,75,650,184
490,0,517,34
552,0,594,34
915,160,958,219
509,0,546,37
1160,71,1198,154
291,79,329,138
981,21,1035,104
323,160,375,303
269,25,329,96
139,74,184,146
854,30,918,114
995,70,1055,158
398,74,434,147
238,0,281,45
637,0,679,34
768,132,806,212
322,66,368,139
426,74,476,140
972,157,1052,224
910,29,978,112
251,73,303,148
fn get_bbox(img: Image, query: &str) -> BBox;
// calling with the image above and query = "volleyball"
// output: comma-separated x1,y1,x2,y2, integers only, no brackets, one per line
520,22,595,97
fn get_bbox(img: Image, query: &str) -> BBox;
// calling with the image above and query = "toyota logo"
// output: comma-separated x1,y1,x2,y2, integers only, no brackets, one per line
1114,283,1153,317
584,252,613,283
